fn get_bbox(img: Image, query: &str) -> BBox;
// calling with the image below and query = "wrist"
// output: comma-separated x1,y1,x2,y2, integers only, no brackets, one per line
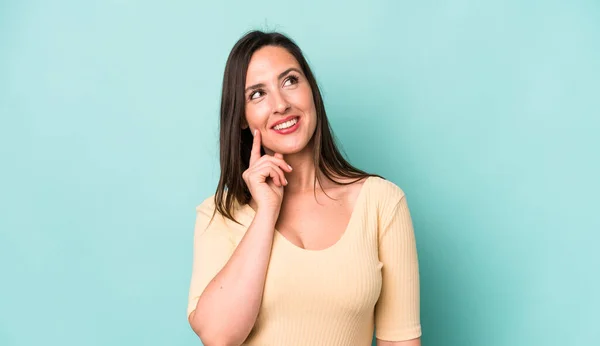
255,206,280,224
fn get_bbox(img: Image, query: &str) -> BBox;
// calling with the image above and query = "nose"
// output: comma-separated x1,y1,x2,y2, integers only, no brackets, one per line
271,90,290,114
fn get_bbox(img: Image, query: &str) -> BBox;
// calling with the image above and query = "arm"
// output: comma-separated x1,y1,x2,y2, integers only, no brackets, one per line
188,130,289,345
374,188,422,342
377,337,421,346
188,206,279,346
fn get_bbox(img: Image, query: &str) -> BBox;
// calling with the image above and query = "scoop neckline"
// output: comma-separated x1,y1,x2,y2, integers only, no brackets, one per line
241,176,373,253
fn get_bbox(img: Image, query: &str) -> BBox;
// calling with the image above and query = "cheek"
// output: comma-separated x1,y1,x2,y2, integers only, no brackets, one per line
298,88,316,122
245,105,269,128
299,87,314,109
288,88,315,119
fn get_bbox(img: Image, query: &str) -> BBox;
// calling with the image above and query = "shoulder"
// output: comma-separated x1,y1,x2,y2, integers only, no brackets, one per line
195,194,217,216
365,176,408,225
196,193,248,221
365,176,412,234
192,195,218,235
366,176,406,207
194,193,249,238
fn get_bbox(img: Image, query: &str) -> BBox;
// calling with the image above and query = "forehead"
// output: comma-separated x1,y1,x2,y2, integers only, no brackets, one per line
245,46,300,84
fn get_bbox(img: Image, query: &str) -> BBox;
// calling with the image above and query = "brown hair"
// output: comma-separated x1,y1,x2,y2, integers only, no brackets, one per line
214,30,377,223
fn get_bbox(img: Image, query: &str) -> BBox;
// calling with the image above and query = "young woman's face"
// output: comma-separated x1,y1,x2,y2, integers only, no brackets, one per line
244,45,317,155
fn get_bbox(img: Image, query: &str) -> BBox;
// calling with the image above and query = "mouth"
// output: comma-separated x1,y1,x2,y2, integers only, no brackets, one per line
271,116,300,134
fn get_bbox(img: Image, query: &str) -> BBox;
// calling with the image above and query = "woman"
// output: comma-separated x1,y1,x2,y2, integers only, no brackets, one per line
187,30,421,346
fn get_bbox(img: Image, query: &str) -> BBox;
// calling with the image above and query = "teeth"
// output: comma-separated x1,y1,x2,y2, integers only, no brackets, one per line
274,118,298,130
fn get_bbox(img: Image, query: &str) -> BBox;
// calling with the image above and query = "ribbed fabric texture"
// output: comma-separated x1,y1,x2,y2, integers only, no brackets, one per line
187,176,421,345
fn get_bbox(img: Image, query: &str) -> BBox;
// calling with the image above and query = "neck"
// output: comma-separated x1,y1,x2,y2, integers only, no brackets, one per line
283,149,319,193
265,142,331,194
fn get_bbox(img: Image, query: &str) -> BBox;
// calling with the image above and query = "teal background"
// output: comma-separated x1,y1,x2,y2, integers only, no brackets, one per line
1,0,599,345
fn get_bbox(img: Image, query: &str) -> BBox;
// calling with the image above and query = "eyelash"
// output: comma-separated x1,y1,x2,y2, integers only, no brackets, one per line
248,74,300,101
285,74,300,86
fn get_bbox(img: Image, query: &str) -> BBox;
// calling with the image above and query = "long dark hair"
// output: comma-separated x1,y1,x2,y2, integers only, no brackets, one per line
215,30,377,223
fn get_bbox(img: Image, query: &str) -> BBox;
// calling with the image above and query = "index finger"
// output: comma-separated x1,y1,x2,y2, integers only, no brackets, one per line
250,129,262,166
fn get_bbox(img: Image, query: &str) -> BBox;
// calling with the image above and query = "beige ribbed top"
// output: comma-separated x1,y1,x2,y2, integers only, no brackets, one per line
187,176,421,345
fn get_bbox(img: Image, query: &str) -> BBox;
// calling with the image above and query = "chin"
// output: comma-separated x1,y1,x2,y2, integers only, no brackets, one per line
266,140,310,155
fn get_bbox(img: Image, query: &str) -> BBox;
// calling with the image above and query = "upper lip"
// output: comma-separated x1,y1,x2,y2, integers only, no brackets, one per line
271,116,299,129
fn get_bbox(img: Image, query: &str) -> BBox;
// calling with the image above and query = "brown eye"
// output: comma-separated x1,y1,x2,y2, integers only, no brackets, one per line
283,75,299,87
249,90,264,100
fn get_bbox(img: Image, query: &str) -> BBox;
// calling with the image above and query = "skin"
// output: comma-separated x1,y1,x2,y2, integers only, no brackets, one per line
189,45,421,346
243,46,367,251
242,45,319,192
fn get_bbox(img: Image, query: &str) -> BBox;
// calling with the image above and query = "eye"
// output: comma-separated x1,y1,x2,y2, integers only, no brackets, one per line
283,74,299,87
249,90,264,100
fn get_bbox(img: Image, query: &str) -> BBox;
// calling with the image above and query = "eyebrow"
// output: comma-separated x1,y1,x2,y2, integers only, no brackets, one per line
244,67,302,93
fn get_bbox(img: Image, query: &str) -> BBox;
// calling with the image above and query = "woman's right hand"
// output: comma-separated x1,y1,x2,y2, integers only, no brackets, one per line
242,130,292,212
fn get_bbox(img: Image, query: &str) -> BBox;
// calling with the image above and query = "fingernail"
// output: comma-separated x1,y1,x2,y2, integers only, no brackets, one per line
254,129,257,136
285,178,288,185
288,165,292,171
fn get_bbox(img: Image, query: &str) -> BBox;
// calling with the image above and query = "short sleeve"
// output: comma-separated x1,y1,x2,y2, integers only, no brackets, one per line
186,197,236,318
375,191,422,341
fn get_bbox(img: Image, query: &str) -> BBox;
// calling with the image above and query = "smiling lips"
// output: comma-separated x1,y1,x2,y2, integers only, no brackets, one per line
271,116,300,134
